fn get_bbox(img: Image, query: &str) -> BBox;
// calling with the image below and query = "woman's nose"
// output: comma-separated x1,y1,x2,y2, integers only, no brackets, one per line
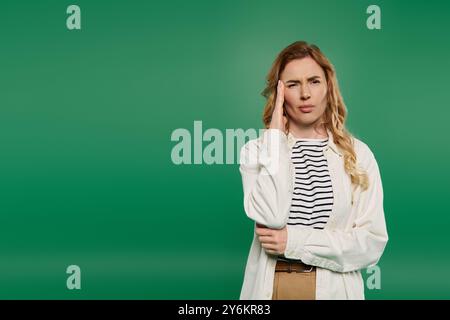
301,86,311,100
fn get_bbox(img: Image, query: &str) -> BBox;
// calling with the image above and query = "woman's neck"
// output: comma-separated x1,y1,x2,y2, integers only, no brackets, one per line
288,124,328,139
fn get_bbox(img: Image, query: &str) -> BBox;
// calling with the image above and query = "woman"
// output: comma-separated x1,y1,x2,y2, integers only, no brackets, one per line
238,41,388,300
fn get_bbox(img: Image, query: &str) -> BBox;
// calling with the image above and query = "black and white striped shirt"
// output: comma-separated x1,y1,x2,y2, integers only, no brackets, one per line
287,137,334,230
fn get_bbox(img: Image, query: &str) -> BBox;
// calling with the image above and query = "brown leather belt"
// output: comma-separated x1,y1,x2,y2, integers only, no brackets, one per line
275,258,316,273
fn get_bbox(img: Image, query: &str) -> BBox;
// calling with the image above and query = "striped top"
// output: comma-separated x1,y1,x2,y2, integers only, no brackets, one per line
287,137,334,230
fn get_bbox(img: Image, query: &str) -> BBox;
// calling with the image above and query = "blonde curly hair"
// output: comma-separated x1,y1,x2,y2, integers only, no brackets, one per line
261,41,369,192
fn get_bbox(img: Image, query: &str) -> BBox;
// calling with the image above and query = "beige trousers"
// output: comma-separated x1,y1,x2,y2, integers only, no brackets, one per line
272,260,316,300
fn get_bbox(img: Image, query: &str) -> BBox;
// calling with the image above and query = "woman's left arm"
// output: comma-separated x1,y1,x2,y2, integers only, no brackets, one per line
283,145,389,273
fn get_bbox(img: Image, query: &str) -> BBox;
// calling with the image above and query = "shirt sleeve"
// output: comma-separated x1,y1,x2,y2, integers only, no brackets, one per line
239,128,293,229
283,144,389,272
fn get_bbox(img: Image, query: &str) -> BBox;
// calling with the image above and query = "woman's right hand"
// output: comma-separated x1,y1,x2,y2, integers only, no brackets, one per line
269,80,288,132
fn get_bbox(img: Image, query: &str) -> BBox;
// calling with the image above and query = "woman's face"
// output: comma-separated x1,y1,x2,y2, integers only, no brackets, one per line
280,57,328,128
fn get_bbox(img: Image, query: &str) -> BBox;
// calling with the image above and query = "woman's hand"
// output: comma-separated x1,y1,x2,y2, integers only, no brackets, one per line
269,80,288,132
255,223,287,256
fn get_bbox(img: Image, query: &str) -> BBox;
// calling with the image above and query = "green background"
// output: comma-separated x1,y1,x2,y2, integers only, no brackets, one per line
0,0,448,299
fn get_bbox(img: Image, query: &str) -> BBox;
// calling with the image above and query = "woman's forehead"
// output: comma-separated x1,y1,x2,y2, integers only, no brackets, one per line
282,58,325,79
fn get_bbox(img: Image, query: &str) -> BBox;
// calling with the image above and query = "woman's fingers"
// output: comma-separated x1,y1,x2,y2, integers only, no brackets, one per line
258,235,276,244
274,80,285,111
261,243,281,255
269,80,287,131
261,242,278,250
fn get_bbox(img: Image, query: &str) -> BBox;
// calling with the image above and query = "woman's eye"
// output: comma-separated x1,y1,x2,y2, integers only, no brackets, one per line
287,81,319,88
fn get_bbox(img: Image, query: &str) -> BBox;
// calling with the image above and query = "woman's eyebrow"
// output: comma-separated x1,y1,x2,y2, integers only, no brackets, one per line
285,76,321,83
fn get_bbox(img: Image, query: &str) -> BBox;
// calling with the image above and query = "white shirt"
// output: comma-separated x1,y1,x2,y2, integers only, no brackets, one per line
238,128,389,300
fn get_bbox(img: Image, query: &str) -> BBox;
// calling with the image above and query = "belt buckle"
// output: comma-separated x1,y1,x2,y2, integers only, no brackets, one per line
301,265,314,273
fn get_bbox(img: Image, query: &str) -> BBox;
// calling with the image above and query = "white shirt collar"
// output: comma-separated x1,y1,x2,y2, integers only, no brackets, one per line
286,128,342,156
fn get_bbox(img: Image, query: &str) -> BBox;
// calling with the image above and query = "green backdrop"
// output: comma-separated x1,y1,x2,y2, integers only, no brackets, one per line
0,0,449,299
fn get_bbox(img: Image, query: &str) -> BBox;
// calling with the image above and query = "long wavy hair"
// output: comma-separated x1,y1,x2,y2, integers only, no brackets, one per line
261,41,369,192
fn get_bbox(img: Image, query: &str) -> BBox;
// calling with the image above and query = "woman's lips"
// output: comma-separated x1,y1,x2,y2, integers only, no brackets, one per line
299,105,314,113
